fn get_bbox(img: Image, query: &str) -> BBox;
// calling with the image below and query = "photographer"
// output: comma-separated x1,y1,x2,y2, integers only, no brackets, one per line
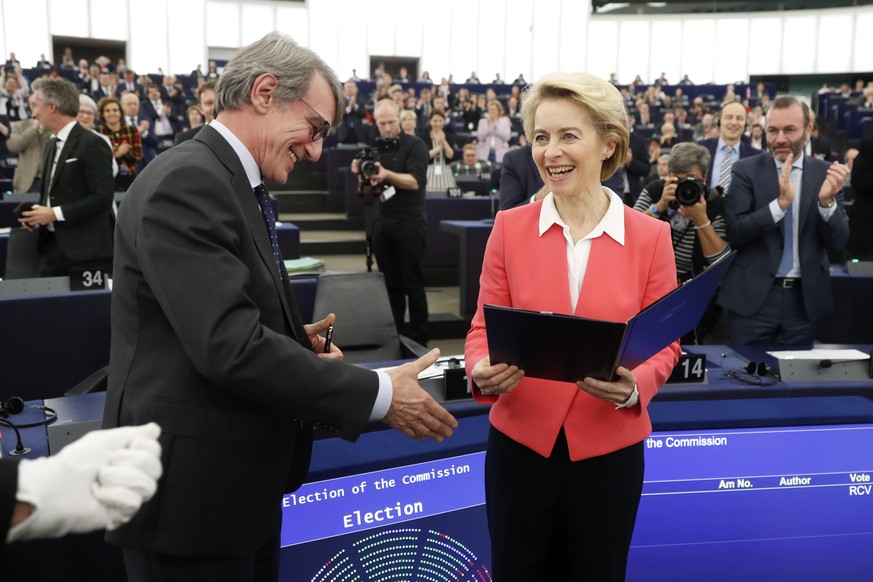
351,98,430,345
634,142,730,342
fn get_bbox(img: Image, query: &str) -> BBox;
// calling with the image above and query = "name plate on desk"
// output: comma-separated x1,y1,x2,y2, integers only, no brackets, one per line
69,268,108,291
667,352,707,384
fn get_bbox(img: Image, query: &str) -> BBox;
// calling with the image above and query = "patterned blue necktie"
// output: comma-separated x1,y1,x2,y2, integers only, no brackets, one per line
253,183,283,279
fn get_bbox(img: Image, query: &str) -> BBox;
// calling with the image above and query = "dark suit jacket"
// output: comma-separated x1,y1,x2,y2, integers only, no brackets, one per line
718,153,849,321
40,122,115,261
335,97,368,144
498,145,543,211
697,137,761,176
103,125,379,556
847,138,873,258
625,132,652,205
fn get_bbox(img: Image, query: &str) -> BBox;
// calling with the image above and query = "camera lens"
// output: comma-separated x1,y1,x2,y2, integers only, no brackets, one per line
360,160,378,177
675,177,704,206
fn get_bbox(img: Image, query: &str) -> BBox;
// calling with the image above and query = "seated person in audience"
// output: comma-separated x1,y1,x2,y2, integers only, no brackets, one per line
693,112,714,141
459,96,481,131
183,105,202,133
396,66,410,83
98,96,141,191
858,86,873,109
648,152,670,183
79,94,118,179
336,80,368,144
173,80,215,145
120,92,155,169
431,94,457,134
673,87,690,108
809,121,834,161
497,142,546,211
6,102,52,193
466,71,481,84
0,74,28,122
846,138,873,260
698,101,761,194
749,123,767,151
689,97,707,125
419,109,457,190
634,142,730,342
636,102,655,129
400,109,417,136
476,99,511,164
674,107,692,131
451,143,492,178
659,122,678,152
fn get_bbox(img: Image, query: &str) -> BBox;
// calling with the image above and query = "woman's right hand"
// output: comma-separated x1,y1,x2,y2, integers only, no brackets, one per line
471,357,524,396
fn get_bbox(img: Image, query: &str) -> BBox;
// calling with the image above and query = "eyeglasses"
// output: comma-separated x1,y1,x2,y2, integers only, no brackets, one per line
299,98,331,141
78,110,95,117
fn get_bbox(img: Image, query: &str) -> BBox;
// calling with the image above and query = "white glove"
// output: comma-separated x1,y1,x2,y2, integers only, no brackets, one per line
7,422,162,543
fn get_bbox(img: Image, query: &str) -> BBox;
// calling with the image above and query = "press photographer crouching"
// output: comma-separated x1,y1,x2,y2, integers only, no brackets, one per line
351,98,430,345
634,142,731,343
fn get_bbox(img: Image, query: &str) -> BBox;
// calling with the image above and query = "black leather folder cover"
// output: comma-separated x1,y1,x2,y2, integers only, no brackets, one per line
485,251,735,382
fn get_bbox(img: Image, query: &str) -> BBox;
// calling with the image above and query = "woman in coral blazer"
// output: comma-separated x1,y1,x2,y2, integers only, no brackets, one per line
465,72,680,582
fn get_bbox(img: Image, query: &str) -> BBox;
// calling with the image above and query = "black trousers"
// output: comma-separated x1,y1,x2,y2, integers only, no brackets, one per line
37,231,112,277
122,526,280,582
373,217,429,344
485,426,644,582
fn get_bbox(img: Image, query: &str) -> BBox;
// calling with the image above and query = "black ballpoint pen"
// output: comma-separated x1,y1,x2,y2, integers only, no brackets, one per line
324,323,334,353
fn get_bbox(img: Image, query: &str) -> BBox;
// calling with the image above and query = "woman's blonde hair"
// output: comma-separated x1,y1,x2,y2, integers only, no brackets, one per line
521,72,629,181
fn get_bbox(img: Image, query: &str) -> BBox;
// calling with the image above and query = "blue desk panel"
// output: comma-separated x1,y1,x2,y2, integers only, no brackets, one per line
4,386,871,581
0,276,314,401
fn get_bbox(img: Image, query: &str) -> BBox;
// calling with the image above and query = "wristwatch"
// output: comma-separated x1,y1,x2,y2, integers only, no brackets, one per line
650,203,661,217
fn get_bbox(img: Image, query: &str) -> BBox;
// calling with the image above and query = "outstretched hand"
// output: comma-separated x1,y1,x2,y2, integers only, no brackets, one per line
383,349,458,441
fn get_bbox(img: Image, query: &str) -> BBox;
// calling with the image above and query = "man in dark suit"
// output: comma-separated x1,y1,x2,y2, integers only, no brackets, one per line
846,137,873,260
90,70,117,102
498,144,546,210
718,96,850,345
610,126,652,206
173,80,216,145
121,91,157,169
334,80,367,144
102,32,457,582
117,69,145,100
697,100,761,195
18,77,115,276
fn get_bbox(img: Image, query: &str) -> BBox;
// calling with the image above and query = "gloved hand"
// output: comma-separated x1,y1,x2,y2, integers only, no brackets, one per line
7,422,162,543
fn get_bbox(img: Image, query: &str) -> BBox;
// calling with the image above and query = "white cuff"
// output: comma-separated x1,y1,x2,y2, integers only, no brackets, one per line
615,384,640,409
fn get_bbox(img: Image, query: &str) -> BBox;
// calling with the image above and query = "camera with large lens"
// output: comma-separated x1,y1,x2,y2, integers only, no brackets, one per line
670,176,716,208
354,136,400,203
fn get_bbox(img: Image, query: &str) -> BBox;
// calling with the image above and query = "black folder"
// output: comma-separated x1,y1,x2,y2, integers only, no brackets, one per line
484,251,735,382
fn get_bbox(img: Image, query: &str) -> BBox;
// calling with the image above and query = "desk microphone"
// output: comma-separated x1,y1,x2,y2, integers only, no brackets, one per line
818,353,873,378
0,418,31,456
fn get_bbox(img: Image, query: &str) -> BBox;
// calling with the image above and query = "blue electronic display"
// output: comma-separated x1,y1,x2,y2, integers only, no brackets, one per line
279,424,873,581
629,423,873,581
